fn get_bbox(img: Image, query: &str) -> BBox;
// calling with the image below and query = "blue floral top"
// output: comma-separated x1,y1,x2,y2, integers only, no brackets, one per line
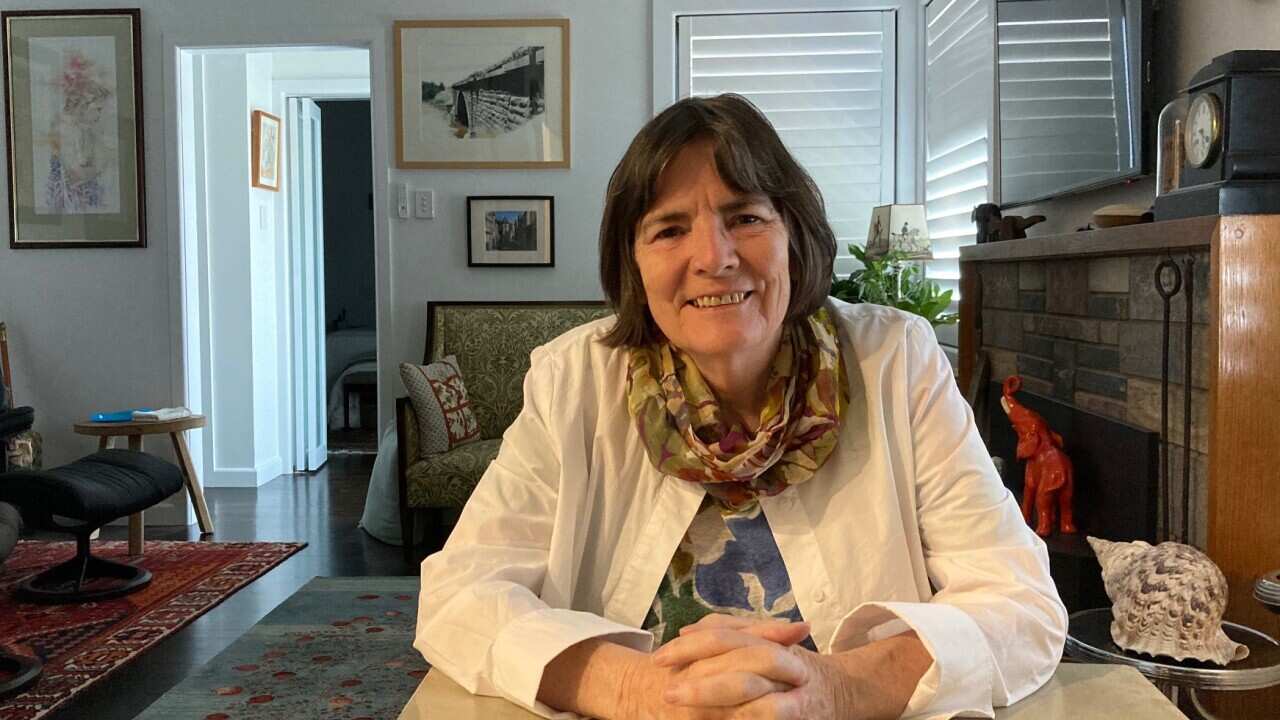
642,495,817,650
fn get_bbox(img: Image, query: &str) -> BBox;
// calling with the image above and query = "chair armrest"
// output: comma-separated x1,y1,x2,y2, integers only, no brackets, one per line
0,406,34,444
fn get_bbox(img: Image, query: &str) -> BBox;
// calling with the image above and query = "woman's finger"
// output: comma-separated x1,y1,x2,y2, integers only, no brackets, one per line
682,613,753,632
653,627,778,667
680,644,809,688
680,617,810,647
663,671,790,708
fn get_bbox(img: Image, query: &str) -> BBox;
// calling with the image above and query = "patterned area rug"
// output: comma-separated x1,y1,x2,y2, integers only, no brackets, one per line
0,540,305,720
134,577,427,719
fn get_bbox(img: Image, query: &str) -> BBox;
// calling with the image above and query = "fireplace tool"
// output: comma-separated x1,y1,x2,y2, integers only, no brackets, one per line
1154,256,1195,544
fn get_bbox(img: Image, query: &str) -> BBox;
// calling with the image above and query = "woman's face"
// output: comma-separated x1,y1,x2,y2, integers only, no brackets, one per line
633,138,790,366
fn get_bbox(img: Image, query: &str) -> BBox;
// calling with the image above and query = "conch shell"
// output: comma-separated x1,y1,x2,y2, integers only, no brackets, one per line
1088,536,1248,665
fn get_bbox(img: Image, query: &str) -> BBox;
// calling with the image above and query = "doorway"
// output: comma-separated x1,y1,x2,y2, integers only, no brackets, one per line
175,45,376,486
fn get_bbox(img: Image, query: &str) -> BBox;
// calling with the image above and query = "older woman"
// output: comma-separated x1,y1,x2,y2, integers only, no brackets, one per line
415,94,1067,719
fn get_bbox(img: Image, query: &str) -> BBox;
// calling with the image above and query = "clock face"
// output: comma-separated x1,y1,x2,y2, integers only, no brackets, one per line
1184,93,1223,168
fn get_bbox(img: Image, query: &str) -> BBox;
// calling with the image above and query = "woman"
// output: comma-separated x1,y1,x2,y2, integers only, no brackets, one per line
415,94,1066,719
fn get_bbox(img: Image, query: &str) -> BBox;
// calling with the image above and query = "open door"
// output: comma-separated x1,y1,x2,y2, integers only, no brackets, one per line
288,97,328,471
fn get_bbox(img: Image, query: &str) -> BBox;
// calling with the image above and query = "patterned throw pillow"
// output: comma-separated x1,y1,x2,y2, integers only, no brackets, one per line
399,356,481,455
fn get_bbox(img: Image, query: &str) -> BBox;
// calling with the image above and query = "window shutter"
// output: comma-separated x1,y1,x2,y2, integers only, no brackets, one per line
925,0,994,347
677,11,896,277
998,0,1123,204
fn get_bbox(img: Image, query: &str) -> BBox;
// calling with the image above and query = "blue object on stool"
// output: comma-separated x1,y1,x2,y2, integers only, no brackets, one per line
0,449,184,603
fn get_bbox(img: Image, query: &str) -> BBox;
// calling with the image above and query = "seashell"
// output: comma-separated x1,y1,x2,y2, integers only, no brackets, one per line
1088,536,1249,665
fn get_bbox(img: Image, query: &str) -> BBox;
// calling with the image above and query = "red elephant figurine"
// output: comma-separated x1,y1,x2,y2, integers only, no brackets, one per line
1000,376,1077,537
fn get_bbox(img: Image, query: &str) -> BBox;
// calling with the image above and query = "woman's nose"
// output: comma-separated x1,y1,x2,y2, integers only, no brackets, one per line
690,218,738,275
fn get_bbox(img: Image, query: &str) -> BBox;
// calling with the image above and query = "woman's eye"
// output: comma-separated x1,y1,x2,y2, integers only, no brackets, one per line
734,214,764,226
654,226,682,240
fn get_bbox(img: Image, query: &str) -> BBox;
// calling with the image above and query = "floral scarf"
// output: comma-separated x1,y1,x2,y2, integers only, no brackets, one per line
626,308,848,509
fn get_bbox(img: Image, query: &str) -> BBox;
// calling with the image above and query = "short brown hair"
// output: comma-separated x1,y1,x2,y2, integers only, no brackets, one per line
598,93,837,348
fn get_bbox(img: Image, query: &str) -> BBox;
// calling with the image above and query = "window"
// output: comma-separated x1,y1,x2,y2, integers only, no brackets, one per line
997,0,1128,205
923,0,995,348
676,11,896,276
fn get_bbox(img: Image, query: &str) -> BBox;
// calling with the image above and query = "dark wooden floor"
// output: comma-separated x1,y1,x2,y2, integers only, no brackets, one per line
46,453,418,720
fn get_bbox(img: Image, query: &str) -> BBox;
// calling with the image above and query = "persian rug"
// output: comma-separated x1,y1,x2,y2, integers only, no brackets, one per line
134,576,427,720
0,540,305,720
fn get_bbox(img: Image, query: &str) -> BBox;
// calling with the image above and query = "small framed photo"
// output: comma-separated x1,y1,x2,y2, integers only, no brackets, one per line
251,109,281,191
394,19,570,169
3,9,146,248
466,195,554,267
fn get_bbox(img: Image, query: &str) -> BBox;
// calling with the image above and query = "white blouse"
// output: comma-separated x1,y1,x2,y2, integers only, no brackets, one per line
414,299,1068,719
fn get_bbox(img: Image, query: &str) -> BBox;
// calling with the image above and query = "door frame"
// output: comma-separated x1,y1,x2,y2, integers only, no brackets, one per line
164,29,389,487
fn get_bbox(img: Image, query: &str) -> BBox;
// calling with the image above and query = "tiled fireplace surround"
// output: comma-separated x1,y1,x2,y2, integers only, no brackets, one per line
970,240,1210,546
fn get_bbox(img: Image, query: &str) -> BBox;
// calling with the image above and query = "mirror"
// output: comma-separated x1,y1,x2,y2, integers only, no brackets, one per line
996,0,1149,207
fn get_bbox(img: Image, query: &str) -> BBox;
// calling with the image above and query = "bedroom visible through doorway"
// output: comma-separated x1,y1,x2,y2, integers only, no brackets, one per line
315,99,377,456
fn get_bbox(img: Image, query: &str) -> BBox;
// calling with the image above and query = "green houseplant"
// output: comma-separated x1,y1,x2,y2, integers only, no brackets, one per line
830,244,958,327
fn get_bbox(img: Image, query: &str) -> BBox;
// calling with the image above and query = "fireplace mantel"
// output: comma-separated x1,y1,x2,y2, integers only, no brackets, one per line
959,215,1217,263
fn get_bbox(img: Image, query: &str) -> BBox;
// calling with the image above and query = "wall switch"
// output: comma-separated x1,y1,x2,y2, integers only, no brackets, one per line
414,190,435,219
395,182,410,219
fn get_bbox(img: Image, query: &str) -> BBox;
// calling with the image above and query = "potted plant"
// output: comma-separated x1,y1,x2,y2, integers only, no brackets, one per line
830,244,958,327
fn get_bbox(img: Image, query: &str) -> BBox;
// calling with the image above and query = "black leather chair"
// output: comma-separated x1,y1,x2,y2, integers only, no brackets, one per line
0,406,184,603
0,500,41,698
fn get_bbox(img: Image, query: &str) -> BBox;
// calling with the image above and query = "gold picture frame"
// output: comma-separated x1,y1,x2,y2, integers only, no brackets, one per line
394,18,570,169
251,109,281,191
2,9,146,248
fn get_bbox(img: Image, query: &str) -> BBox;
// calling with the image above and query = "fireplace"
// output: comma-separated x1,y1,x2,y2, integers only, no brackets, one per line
980,382,1159,611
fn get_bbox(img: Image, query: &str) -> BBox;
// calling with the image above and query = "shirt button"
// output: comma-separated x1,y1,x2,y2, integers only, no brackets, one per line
813,588,828,604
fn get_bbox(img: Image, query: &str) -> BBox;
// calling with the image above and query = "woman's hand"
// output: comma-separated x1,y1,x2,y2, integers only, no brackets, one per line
642,614,850,719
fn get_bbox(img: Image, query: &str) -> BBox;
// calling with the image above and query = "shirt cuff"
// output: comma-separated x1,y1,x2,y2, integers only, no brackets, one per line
829,602,997,719
491,607,655,718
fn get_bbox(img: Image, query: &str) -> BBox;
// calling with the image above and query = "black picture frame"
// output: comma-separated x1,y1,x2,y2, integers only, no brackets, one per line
2,8,147,248
466,195,554,267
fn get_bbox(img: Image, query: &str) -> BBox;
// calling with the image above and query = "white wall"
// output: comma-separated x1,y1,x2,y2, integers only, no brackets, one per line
0,1,652,499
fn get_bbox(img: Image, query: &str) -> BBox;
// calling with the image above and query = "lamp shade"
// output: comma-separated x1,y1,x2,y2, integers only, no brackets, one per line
866,204,931,260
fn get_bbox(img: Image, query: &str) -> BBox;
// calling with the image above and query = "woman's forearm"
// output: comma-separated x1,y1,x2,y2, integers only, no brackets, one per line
822,631,934,719
537,637,651,719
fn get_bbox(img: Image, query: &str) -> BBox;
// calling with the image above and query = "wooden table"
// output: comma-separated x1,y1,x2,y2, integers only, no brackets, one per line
72,415,213,555
398,663,1186,720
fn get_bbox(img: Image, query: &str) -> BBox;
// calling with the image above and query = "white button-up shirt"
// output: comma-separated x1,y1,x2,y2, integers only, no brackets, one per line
415,299,1068,719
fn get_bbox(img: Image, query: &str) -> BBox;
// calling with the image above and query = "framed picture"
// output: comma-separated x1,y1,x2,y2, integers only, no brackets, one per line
251,109,281,191
394,19,570,169
2,9,145,248
466,195,554,267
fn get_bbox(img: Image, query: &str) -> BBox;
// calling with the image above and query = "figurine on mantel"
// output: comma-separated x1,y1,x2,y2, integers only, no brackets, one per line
1001,376,1077,537
1089,537,1249,666
971,203,1047,243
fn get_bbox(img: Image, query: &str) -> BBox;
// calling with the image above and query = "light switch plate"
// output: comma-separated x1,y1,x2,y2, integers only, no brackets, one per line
414,189,435,219
396,182,410,219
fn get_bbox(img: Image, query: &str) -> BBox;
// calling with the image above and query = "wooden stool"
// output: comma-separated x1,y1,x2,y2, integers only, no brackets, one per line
72,415,213,555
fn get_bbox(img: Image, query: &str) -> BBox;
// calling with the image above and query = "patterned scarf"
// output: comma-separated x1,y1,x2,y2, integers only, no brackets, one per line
626,308,849,510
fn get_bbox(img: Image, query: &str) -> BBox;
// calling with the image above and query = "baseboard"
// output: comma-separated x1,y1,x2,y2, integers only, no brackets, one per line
205,466,266,488
255,456,283,485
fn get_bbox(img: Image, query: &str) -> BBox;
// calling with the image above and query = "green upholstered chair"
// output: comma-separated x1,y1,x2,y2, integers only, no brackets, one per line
396,301,612,562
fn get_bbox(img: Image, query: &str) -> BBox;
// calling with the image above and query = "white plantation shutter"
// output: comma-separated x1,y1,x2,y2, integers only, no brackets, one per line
677,11,896,276
925,0,994,348
998,0,1125,205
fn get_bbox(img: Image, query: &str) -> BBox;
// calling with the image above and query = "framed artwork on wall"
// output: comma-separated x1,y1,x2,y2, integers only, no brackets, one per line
251,109,281,191
2,9,146,248
394,18,570,169
466,195,554,267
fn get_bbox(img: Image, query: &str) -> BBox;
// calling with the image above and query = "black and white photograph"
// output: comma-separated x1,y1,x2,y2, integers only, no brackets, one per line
466,195,553,266
395,19,569,169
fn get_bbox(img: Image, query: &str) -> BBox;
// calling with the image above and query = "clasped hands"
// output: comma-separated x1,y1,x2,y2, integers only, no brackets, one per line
619,614,851,720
